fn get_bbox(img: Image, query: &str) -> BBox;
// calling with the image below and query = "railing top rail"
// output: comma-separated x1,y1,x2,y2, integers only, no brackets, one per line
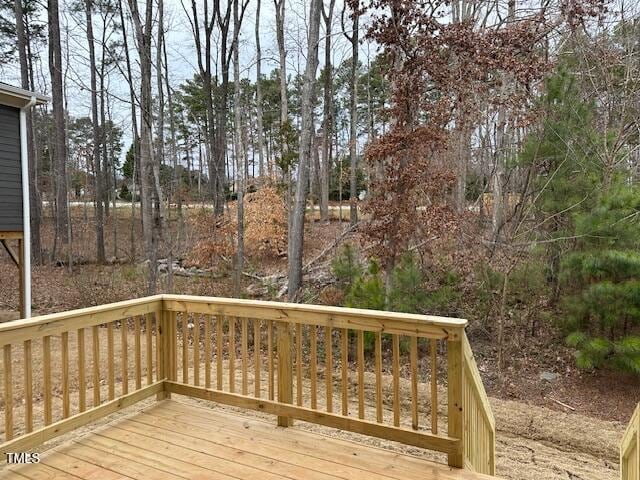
0,294,467,344
0,295,164,347
163,294,468,340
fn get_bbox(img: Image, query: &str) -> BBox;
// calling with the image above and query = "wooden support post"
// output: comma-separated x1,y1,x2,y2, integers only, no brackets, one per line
447,338,464,468
276,321,293,427
157,309,175,400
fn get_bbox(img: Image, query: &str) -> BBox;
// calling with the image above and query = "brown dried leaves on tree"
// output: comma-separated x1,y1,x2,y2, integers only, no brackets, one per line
361,0,603,269
188,187,287,268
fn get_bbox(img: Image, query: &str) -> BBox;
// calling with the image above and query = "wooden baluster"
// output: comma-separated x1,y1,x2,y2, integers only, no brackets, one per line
253,319,261,398
155,314,161,381
4,344,12,440
357,330,364,419
156,311,165,399
241,317,248,395
205,315,211,388
410,336,418,430
216,316,223,390
107,322,115,400
310,326,317,409
121,320,129,395
24,340,33,432
134,316,142,390
172,312,179,383
341,328,348,416
194,315,200,387
267,320,274,400
229,317,236,393
62,331,70,418
92,326,100,406
77,329,86,413
375,332,382,423
43,335,52,425
431,338,438,434
325,326,332,413
295,323,302,406
182,314,189,384
447,338,464,468
145,314,153,385
392,334,400,427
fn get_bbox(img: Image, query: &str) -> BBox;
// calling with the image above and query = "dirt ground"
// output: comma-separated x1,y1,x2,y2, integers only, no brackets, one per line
0,210,636,479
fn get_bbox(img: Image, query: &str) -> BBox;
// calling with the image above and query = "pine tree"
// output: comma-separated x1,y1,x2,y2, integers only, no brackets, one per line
521,59,640,374
562,187,640,374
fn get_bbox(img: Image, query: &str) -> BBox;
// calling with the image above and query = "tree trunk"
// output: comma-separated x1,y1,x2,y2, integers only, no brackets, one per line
15,0,42,264
287,0,322,300
491,0,515,242
117,0,138,261
233,0,245,297
127,0,160,294
85,0,106,263
347,2,359,226
48,0,69,247
255,0,266,180
320,0,336,222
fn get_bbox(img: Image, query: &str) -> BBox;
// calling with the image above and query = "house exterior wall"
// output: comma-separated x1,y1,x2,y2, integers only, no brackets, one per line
0,104,22,232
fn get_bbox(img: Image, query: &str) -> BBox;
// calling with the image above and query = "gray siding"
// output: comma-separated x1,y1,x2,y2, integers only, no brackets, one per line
0,104,22,231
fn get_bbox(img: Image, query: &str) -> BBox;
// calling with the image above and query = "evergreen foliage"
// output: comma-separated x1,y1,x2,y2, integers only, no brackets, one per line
561,187,640,374
521,60,640,374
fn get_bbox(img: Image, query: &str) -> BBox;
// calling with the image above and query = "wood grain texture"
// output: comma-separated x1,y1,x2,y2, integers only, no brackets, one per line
7,400,494,480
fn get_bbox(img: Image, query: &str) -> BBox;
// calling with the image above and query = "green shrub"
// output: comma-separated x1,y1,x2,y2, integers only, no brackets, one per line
331,243,363,287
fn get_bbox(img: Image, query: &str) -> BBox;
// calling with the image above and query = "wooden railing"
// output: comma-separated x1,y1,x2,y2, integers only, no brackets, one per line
0,296,165,452
463,335,496,474
621,403,639,480
0,295,495,475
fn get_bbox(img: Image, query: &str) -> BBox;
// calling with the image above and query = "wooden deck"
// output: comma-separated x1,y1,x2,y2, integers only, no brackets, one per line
4,400,494,480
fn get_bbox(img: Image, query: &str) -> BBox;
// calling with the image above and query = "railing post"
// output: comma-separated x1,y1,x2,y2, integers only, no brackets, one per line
276,321,293,427
447,334,464,468
157,308,175,400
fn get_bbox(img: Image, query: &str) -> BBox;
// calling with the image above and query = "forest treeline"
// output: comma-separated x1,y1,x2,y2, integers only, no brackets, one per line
1,0,640,374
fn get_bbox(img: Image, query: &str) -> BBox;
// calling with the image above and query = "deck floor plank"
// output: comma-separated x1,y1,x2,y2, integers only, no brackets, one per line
137,406,418,480
158,400,494,480
9,463,83,480
56,443,183,480
120,416,344,480
39,451,128,480
3,399,495,480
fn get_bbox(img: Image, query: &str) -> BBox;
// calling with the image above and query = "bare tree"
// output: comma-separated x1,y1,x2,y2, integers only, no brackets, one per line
287,0,323,300
127,0,162,293
343,0,360,226
84,0,106,263
320,0,336,222
116,0,138,261
48,0,69,249
255,0,266,179
14,0,42,263
232,0,247,296
184,0,222,213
